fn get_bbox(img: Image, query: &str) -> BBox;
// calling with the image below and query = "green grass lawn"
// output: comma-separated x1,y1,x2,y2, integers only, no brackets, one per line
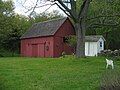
0,57,120,90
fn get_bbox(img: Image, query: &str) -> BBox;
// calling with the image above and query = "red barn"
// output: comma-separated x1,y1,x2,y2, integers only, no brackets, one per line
20,17,75,57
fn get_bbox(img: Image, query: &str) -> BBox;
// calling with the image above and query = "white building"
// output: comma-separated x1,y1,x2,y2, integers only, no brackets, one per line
85,35,105,56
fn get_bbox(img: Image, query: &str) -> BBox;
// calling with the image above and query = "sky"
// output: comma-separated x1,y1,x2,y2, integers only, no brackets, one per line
12,0,65,16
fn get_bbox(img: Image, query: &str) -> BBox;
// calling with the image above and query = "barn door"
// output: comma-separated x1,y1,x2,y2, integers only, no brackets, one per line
32,44,38,57
88,42,96,56
32,43,45,57
38,44,45,57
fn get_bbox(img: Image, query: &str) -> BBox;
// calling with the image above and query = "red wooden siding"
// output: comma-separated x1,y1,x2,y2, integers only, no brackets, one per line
32,44,38,57
53,19,75,57
21,36,54,57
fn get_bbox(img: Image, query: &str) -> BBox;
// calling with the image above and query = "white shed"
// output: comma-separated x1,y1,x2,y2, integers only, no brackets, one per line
85,35,105,56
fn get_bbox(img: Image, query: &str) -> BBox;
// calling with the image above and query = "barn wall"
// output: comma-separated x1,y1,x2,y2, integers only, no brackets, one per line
53,19,75,57
53,37,63,57
21,36,54,57
55,19,75,37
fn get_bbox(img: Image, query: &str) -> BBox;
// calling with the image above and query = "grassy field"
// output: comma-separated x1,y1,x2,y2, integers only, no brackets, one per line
0,57,120,90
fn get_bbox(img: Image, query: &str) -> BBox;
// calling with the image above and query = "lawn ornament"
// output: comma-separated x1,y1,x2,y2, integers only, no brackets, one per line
106,59,114,69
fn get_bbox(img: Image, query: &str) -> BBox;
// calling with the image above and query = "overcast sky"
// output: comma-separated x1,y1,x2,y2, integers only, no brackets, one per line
12,0,64,16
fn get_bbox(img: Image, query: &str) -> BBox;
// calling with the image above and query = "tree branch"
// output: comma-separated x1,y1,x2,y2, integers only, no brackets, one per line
55,2,72,18
87,14,120,20
78,0,91,20
42,3,55,13
88,23,119,29
29,0,39,16
36,3,55,8
57,0,71,13
56,0,76,21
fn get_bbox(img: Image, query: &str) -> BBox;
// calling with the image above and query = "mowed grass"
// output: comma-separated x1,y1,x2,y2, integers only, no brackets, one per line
0,57,120,90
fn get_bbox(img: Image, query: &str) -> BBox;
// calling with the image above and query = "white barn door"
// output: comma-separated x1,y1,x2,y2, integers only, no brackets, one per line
85,42,97,56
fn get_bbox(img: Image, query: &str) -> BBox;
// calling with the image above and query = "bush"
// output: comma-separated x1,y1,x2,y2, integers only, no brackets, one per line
0,49,20,57
100,70,120,90
67,35,76,47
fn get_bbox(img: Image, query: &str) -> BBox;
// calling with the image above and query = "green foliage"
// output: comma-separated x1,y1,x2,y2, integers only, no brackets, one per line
0,0,14,16
0,13,30,53
0,49,19,57
86,0,120,50
34,10,63,23
67,35,77,47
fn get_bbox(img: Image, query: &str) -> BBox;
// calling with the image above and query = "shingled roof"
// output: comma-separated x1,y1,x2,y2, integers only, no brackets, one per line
20,17,68,39
85,35,105,42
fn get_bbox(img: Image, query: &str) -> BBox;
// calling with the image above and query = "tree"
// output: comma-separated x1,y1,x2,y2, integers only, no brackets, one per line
34,10,63,23
0,0,15,49
0,0,30,54
86,0,120,50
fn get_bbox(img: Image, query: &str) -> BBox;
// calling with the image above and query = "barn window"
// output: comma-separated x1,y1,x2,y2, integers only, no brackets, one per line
63,37,68,43
100,41,102,47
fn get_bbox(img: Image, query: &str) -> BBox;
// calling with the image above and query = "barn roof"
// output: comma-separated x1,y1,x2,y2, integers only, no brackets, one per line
85,35,106,42
20,17,68,39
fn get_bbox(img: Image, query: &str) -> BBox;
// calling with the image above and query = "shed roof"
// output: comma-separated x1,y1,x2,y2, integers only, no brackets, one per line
85,35,106,42
20,17,68,39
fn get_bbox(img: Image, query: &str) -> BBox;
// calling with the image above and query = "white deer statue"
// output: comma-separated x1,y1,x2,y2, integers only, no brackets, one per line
106,59,114,69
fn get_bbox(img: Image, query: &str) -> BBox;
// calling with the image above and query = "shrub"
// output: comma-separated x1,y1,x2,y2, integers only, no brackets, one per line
0,49,20,57
100,70,120,90
67,35,76,47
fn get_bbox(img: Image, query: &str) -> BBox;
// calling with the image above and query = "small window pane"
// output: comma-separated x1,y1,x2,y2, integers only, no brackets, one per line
100,42,102,47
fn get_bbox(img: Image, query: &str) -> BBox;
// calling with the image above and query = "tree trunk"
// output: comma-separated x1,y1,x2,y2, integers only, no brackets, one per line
75,22,85,58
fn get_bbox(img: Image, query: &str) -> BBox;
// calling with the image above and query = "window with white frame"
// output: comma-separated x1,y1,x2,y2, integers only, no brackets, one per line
100,41,102,47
